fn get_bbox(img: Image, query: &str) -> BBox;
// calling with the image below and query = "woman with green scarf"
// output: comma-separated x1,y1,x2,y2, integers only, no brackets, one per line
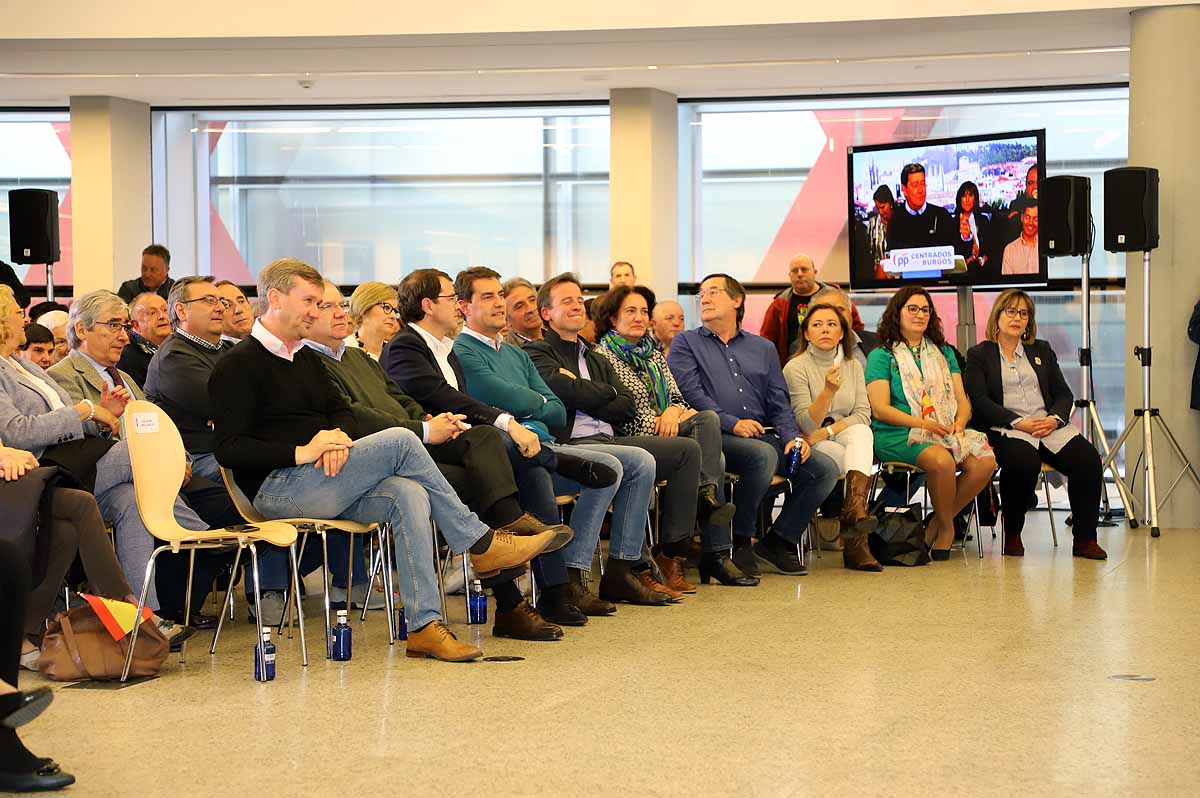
592,286,752,588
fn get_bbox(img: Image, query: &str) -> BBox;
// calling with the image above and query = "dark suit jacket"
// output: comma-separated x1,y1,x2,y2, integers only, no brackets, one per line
523,328,636,442
888,203,957,250
963,339,1074,431
115,332,157,389
856,329,879,360
382,325,503,427
117,277,174,304
1190,299,1200,410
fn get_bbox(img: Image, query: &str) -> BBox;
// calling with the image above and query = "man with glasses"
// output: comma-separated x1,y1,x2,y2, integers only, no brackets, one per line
305,279,579,638
214,280,254,343
669,274,840,577
117,292,173,388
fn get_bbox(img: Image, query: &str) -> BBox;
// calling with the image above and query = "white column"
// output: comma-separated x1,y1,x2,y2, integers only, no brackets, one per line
69,96,152,295
1124,5,1200,529
609,88,678,300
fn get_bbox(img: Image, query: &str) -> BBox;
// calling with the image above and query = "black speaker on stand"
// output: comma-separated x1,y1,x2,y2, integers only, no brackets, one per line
1100,167,1200,537
1041,175,1131,527
8,188,61,302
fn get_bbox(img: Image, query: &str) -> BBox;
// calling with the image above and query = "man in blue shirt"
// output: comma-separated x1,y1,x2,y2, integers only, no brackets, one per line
668,273,839,576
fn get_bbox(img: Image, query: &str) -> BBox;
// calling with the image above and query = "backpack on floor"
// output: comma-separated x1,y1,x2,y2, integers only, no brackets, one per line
868,504,932,567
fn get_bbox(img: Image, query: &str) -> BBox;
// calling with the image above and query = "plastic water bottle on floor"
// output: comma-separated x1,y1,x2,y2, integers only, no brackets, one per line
332,609,352,661
254,628,276,682
467,580,487,625
395,606,407,640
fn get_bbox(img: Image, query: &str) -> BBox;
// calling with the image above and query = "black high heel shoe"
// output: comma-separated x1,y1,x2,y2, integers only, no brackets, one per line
0,761,76,793
1,687,52,729
698,553,760,586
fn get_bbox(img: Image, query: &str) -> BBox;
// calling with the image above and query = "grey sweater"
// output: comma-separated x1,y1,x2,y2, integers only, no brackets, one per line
782,346,870,434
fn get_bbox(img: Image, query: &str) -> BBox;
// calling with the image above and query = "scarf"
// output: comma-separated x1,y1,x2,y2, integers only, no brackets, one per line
891,338,991,464
601,332,669,413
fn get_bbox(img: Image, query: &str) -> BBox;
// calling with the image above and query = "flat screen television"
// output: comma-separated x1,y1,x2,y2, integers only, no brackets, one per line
847,129,1046,290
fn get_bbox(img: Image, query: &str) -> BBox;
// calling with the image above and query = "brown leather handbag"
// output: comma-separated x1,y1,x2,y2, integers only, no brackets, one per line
38,605,169,681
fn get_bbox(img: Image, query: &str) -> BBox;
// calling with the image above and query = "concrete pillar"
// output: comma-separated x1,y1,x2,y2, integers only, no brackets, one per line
69,96,152,296
1124,5,1200,529
609,88,678,300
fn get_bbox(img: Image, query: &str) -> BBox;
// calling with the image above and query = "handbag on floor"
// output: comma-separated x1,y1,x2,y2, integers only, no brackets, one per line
38,602,169,682
868,504,932,567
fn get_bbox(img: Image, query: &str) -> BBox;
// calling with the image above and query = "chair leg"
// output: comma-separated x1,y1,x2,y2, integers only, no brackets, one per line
380,523,397,645
1043,473,1058,547
248,543,267,679
974,497,984,559
287,542,308,667
121,546,166,683
360,534,375,623
320,529,332,659
211,544,244,655
346,530,355,611
180,548,196,663
433,523,448,620
279,530,310,639
462,553,471,618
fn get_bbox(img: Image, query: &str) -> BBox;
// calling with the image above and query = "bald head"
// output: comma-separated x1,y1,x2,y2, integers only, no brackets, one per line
788,254,818,297
651,300,685,350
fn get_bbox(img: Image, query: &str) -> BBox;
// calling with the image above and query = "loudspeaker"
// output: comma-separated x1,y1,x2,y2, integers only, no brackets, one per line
7,189,61,264
1041,175,1092,257
1104,167,1159,252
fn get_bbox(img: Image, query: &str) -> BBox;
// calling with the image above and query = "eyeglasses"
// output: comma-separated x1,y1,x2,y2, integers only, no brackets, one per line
375,303,399,317
1002,307,1030,320
180,296,231,309
698,287,729,299
317,300,351,312
904,305,932,316
436,293,459,303
92,320,134,333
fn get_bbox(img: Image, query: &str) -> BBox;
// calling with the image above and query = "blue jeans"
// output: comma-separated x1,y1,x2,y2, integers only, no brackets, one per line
94,440,208,611
721,432,840,545
560,439,655,564
189,451,222,483
251,428,490,632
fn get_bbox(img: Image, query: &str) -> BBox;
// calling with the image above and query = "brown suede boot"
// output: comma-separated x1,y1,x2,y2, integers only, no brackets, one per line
653,554,697,594
841,470,879,536
841,533,883,571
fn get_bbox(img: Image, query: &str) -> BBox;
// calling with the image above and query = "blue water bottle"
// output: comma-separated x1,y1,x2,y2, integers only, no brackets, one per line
254,628,276,682
395,606,408,640
332,609,353,661
786,436,804,477
467,580,487,625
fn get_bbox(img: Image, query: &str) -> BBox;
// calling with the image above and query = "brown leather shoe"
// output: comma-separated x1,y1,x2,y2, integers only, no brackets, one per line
1003,532,1025,557
405,621,482,662
497,513,574,554
1072,540,1108,560
638,571,684,603
493,600,563,641
598,559,668,606
653,554,697,593
841,470,880,536
840,534,883,572
471,530,557,578
566,569,616,616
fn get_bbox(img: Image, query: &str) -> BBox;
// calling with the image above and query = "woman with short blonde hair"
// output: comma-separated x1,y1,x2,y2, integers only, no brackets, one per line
349,281,400,360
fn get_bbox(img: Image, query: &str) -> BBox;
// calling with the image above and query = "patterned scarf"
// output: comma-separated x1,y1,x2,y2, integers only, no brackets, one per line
601,331,669,413
891,337,991,463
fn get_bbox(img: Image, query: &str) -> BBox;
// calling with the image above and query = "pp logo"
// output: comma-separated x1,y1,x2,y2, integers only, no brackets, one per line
894,254,909,268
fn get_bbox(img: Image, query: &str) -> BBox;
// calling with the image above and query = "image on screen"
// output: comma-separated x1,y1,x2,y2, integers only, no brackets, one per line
847,129,1046,290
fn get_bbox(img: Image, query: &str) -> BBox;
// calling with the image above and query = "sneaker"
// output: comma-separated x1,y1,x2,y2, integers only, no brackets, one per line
246,591,288,624
328,584,387,611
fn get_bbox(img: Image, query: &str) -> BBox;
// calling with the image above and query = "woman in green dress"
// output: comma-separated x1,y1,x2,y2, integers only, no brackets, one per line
864,286,996,558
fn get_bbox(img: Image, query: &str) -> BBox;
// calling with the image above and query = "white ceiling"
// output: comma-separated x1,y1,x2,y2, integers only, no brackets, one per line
0,10,1132,107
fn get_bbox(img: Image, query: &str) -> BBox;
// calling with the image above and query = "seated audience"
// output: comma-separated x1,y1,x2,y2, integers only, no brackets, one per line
0,287,202,637
669,273,840,577
214,280,254,343
385,268,621,617
116,292,172,387
450,268,671,606
650,300,685,357
527,274,741,596
117,244,175,303
609,261,636,290
782,302,881,571
349,281,400,361
303,279,578,638
210,258,558,662
0,538,75,792
589,284,752,587
502,277,543,346
17,324,54,371
865,286,996,558
31,310,69,366
964,290,1107,560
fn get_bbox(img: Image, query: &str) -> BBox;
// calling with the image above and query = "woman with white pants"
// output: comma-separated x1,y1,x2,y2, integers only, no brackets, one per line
783,302,881,571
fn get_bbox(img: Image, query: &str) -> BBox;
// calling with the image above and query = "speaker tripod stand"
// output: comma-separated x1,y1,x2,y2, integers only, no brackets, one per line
1102,251,1200,537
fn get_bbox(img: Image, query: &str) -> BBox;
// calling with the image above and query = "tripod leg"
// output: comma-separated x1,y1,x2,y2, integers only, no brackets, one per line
1088,401,1136,524
1142,413,1161,537
1149,415,1200,508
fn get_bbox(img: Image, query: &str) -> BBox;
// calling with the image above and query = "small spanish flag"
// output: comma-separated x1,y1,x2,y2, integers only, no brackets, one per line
81,594,154,642
919,390,936,421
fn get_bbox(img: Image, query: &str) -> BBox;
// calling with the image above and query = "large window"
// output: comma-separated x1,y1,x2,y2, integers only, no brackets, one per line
0,113,71,291
154,107,609,286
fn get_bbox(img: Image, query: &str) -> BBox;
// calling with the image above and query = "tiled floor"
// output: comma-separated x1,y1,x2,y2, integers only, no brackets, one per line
17,516,1200,797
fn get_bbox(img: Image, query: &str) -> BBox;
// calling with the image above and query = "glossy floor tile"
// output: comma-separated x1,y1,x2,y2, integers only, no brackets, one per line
17,515,1200,797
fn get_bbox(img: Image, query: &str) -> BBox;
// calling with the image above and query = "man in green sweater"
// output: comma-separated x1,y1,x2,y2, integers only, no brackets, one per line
303,280,582,639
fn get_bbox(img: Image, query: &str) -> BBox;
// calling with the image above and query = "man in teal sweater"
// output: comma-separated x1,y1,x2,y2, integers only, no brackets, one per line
302,280,578,638
453,267,668,607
